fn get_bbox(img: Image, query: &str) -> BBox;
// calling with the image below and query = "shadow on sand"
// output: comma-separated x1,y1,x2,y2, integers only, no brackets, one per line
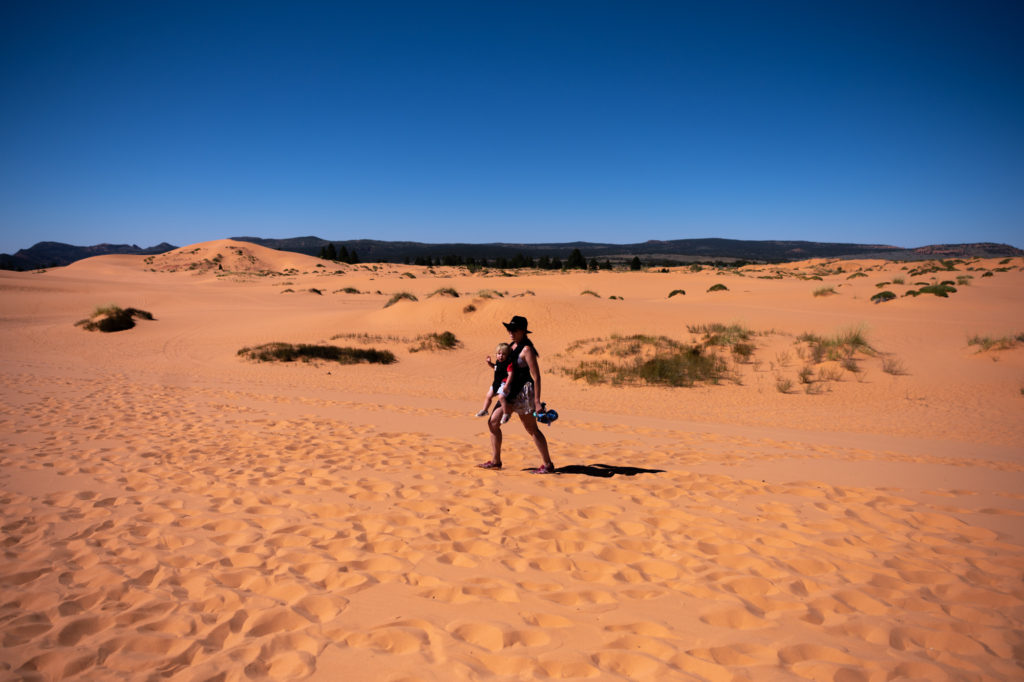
544,463,666,477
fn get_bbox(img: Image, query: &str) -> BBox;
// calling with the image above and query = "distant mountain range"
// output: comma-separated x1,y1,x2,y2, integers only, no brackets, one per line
2,236,1021,271
0,241,178,270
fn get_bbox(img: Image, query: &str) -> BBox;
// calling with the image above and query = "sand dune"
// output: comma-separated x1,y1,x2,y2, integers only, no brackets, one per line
1,245,1023,680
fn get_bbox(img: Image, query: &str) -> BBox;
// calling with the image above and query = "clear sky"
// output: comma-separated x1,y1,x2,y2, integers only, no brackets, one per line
1,1,1021,254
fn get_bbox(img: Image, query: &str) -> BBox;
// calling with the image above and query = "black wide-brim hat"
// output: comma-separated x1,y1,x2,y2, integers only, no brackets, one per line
502,315,532,333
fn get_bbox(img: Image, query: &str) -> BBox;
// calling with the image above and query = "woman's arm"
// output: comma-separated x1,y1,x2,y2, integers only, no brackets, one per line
522,346,542,412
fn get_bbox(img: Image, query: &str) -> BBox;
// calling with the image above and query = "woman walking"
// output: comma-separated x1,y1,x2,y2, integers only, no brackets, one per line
477,315,556,474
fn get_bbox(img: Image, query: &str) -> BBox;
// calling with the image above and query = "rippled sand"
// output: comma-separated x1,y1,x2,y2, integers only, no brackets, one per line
2,240,1022,680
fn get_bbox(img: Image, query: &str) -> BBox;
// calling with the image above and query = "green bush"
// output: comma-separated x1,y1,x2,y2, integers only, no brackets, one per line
871,291,896,303
917,283,957,297
75,305,154,333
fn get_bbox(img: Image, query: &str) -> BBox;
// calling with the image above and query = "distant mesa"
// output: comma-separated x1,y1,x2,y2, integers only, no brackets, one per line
2,235,1021,270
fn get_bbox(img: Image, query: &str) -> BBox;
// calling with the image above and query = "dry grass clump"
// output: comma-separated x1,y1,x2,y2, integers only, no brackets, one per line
559,335,732,387
75,305,154,333
881,357,908,375
428,287,459,298
667,289,686,298
581,290,600,297
968,333,1024,352
384,292,418,308
475,289,505,299
813,286,837,297
237,343,396,364
409,331,460,353
707,283,729,292
687,322,758,361
796,327,875,364
335,287,362,294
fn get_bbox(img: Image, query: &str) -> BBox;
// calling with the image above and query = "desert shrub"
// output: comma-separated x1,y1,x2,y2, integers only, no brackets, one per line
668,289,686,298
776,377,793,394
813,286,837,297
581,290,600,297
337,287,361,294
875,282,891,288
384,292,418,308
982,271,994,278
871,291,896,304
463,304,476,313
308,288,323,295
560,334,731,387
892,277,905,285
847,272,867,279
609,295,624,300
798,366,814,384
75,306,154,333
917,283,956,297
476,289,504,299
730,342,755,361
409,331,460,352
280,289,295,293
401,272,416,279
237,343,396,364
707,283,729,292
429,287,459,298
956,275,973,286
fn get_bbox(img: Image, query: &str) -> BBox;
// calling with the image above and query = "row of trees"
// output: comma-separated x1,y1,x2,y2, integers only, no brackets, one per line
406,249,643,271
318,243,360,264
319,244,645,271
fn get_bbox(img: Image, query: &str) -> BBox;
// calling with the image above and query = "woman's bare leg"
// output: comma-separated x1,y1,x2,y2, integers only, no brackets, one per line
519,412,553,469
486,407,504,466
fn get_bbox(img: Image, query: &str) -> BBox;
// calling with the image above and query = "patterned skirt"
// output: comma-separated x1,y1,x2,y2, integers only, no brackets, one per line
507,381,535,415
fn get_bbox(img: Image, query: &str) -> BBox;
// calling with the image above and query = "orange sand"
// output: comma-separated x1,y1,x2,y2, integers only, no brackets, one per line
1,239,1022,680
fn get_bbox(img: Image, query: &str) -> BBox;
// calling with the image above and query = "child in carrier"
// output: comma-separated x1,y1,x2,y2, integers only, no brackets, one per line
476,342,514,423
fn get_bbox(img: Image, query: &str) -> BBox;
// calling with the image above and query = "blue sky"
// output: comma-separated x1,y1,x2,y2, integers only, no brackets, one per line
1,1,1021,254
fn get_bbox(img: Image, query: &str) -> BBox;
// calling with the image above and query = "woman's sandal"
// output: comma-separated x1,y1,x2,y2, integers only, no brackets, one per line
530,464,556,475
476,461,502,470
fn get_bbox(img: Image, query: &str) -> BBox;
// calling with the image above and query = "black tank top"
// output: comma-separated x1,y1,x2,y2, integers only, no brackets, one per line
505,338,537,398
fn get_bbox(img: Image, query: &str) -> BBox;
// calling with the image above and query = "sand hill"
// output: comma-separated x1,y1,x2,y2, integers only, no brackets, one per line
1,247,1022,680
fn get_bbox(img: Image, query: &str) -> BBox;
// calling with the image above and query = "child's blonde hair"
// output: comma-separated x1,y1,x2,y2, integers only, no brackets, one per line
495,342,511,355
